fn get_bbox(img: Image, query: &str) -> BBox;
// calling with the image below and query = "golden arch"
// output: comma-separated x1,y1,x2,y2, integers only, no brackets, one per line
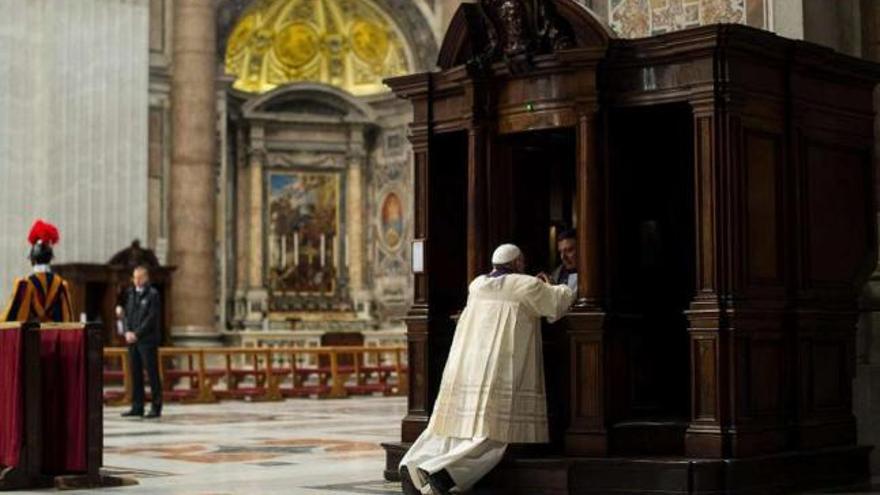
225,0,414,96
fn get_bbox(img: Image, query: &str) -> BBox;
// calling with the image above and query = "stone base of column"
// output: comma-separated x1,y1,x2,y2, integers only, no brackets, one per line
231,289,268,330
854,363,880,474
170,325,223,347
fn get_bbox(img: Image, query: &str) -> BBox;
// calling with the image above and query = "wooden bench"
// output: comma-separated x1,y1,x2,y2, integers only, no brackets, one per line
102,344,408,403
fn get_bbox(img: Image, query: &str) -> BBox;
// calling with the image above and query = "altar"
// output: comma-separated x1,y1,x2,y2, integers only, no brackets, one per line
382,0,880,492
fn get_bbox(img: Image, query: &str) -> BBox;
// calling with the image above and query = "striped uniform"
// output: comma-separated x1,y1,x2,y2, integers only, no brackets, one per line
1,272,73,323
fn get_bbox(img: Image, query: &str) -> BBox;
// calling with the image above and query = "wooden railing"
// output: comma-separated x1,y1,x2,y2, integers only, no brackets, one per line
102,345,408,405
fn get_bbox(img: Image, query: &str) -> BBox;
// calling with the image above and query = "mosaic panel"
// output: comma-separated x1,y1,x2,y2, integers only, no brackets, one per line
609,0,767,38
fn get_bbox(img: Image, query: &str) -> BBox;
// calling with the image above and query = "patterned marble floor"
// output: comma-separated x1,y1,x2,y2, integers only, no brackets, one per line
14,397,880,494
21,397,407,495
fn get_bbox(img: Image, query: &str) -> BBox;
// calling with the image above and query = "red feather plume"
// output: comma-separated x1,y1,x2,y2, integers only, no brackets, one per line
27,219,60,246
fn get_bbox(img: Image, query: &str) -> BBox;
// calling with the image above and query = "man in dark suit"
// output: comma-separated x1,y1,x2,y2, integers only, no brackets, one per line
120,265,163,419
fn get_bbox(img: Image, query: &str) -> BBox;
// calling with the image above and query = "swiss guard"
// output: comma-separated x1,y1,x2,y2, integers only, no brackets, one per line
0,219,73,322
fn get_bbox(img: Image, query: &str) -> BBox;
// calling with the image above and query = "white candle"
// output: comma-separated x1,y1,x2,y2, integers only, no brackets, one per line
320,234,326,267
293,231,299,266
280,235,287,267
344,236,349,267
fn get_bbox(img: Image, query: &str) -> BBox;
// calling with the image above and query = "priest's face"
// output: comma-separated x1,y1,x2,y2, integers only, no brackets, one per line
558,238,577,270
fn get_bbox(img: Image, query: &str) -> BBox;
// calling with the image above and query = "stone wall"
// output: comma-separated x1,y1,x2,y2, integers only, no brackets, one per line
0,0,149,304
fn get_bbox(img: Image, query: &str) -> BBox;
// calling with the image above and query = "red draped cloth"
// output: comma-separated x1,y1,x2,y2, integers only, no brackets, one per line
40,327,86,474
0,325,24,468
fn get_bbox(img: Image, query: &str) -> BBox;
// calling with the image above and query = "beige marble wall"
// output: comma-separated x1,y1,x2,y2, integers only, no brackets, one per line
772,0,804,39
148,0,172,261
438,0,468,35
0,0,149,303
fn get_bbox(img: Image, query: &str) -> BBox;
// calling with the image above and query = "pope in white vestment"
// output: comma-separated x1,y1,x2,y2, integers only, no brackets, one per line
401,244,576,495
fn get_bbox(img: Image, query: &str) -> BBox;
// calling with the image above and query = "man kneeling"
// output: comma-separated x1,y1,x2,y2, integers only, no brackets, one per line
400,244,575,494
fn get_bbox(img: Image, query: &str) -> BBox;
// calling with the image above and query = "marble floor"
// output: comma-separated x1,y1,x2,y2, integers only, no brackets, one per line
14,397,880,494
23,397,407,495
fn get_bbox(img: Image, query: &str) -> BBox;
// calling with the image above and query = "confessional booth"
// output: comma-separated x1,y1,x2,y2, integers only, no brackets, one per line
382,0,880,493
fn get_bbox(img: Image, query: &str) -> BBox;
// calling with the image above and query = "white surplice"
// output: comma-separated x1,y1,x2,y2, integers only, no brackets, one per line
401,273,575,493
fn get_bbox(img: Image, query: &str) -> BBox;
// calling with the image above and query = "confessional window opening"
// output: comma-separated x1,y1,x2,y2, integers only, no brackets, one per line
608,102,695,423
499,127,577,276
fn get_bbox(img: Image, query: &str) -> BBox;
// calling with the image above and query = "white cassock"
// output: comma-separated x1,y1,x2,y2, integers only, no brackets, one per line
401,273,575,494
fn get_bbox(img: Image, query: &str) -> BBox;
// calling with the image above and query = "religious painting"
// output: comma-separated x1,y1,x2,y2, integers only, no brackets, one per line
380,192,404,250
267,171,340,294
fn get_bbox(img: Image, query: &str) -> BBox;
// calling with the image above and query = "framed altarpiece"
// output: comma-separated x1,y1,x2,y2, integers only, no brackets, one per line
265,166,349,310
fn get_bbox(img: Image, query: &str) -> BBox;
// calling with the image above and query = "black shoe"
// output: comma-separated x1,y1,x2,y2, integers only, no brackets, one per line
120,409,143,418
144,406,162,419
399,466,420,495
421,468,455,495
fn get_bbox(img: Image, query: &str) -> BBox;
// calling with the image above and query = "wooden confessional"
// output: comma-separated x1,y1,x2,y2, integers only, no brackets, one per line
382,1,880,492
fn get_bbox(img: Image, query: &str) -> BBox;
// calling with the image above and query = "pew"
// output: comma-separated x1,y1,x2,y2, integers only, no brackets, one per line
103,345,408,403
0,322,123,490
102,347,130,406
159,348,218,403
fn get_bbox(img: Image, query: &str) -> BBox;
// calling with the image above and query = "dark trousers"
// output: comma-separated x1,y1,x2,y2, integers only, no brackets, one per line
129,343,162,411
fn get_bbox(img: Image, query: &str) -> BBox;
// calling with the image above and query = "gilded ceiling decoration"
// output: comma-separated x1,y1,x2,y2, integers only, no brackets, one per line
225,0,413,95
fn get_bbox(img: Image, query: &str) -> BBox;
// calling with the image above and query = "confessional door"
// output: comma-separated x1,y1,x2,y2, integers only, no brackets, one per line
605,103,695,455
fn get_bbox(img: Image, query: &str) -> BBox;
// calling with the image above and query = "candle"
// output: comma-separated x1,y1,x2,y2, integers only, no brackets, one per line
320,234,326,267
293,231,299,266
280,235,287,267
344,236,349,267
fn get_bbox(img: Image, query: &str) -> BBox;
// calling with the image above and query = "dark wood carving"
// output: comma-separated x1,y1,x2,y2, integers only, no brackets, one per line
472,0,575,72
384,1,880,492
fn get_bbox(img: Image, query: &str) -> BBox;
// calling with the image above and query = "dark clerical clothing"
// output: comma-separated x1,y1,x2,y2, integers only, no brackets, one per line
1,272,73,323
123,285,162,411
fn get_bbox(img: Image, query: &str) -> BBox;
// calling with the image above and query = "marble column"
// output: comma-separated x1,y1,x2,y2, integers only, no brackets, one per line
347,156,365,294
169,0,220,345
347,127,367,313
856,0,880,474
244,128,267,326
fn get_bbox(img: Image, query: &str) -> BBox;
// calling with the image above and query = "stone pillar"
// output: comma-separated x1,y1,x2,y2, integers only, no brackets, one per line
243,127,267,327
346,127,368,317
857,0,880,474
347,155,365,294
169,0,220,346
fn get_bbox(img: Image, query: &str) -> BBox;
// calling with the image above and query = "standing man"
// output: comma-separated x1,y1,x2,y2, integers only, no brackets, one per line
549,228,577,291
1,219,73,323
120,266,163,419
400,244,575,495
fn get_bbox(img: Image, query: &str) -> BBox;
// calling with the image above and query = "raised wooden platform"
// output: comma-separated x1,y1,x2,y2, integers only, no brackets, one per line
383,443,873,494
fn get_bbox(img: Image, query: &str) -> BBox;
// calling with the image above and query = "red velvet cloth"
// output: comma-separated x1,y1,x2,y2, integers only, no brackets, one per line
0,326,23,468
40,328,86,474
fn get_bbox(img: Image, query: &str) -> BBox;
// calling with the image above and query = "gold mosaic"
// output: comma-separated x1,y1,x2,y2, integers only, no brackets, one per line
225,0,412,95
